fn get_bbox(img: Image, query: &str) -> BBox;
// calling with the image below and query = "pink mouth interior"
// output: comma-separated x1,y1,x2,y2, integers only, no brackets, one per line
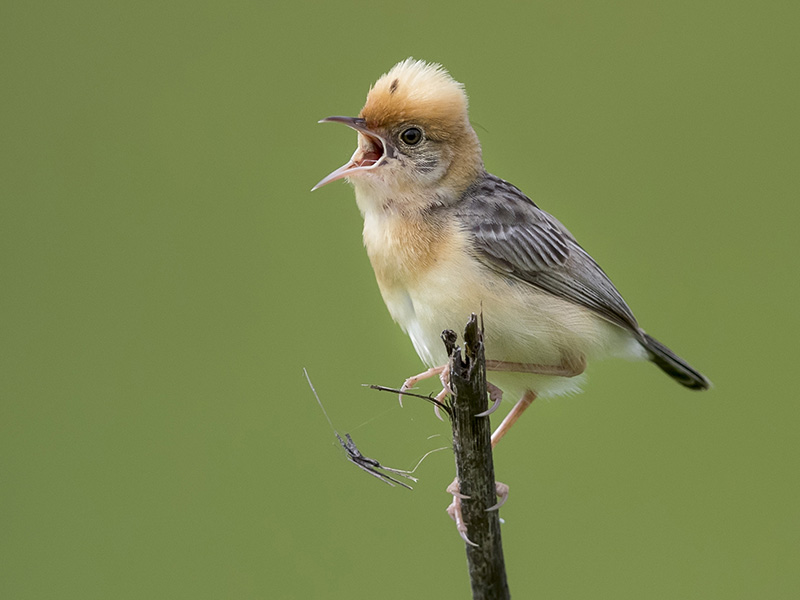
356,135,384,168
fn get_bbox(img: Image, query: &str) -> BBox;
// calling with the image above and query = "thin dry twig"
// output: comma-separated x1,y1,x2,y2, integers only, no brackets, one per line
365,383,452,416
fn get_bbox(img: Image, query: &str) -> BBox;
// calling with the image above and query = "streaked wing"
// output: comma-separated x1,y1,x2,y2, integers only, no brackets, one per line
459,174,640,334
474,220,569,271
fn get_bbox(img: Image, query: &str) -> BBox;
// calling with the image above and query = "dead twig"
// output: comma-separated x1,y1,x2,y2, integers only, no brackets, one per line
365,383,451,416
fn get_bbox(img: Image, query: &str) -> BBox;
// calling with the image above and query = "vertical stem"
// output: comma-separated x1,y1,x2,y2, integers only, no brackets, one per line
444,314,510,600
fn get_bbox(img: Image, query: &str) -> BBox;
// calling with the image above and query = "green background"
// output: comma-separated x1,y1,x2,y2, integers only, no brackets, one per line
2,1,798,598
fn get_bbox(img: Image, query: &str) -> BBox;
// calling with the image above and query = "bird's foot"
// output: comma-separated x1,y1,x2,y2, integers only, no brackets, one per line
401,365,507,421
400,364,451,421
446,478,478,547
445,478,509,546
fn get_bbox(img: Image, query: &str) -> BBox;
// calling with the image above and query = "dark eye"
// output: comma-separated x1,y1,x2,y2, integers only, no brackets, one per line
400,127,423,145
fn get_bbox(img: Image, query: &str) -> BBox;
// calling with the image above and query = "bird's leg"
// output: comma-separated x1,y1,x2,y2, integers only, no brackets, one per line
399,364,451,421
433,359,577,543
482,356,586,441
446,388,532,545
399,365,448,406
448,388,535,537
445,390,535,541
431,364,451,421
476,355,583,418
400,353,582,416
491,389,537,447
400,362,510,419
485,355,586,378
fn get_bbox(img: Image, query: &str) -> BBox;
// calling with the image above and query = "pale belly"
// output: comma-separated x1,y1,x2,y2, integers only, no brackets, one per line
379,258,644,399
359,203,644,400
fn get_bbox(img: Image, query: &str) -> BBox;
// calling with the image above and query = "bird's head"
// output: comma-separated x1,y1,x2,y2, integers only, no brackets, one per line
313,59,483,201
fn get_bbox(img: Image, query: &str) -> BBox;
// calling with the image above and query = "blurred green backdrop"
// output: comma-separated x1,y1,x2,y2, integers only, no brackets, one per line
2,1,798,598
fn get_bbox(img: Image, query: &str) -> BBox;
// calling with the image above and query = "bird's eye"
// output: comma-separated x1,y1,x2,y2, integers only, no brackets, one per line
400,127,423,145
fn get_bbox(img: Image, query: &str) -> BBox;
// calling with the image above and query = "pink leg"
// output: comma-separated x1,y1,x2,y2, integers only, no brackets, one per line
441,357,581,542
444,388,541,542
486,357,586,378
398,364,449,407
400,355,582,414
491,389,537,448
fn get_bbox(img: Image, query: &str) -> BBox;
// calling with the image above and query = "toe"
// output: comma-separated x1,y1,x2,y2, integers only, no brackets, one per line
485,481,509,512
475,383,503,417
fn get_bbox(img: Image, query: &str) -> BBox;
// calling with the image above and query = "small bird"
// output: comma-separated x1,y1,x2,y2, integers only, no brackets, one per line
314,58,710,450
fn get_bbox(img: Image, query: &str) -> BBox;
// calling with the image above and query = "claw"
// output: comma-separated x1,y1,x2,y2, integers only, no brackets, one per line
446,480,479,547
446,479,471,500
475,382,503,417
433,385,450,421
485,481,509,512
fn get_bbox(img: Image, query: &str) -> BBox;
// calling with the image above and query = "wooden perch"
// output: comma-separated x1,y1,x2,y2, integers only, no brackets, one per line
443,314,510,600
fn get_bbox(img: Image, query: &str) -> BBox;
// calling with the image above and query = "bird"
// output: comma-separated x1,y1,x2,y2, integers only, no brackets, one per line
313,59,710,527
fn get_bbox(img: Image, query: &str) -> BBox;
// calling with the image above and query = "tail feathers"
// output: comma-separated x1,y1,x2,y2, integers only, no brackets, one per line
641,333,711,390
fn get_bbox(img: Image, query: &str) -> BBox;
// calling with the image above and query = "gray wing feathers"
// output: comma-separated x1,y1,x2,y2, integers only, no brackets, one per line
460,174,641,335
475,221,569,271
533,244,640,332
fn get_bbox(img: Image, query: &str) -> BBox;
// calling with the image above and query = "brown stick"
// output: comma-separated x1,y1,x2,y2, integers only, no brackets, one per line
443,314,511,600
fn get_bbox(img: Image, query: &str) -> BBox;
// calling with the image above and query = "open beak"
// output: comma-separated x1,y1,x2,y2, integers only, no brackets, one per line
312,116,393,191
